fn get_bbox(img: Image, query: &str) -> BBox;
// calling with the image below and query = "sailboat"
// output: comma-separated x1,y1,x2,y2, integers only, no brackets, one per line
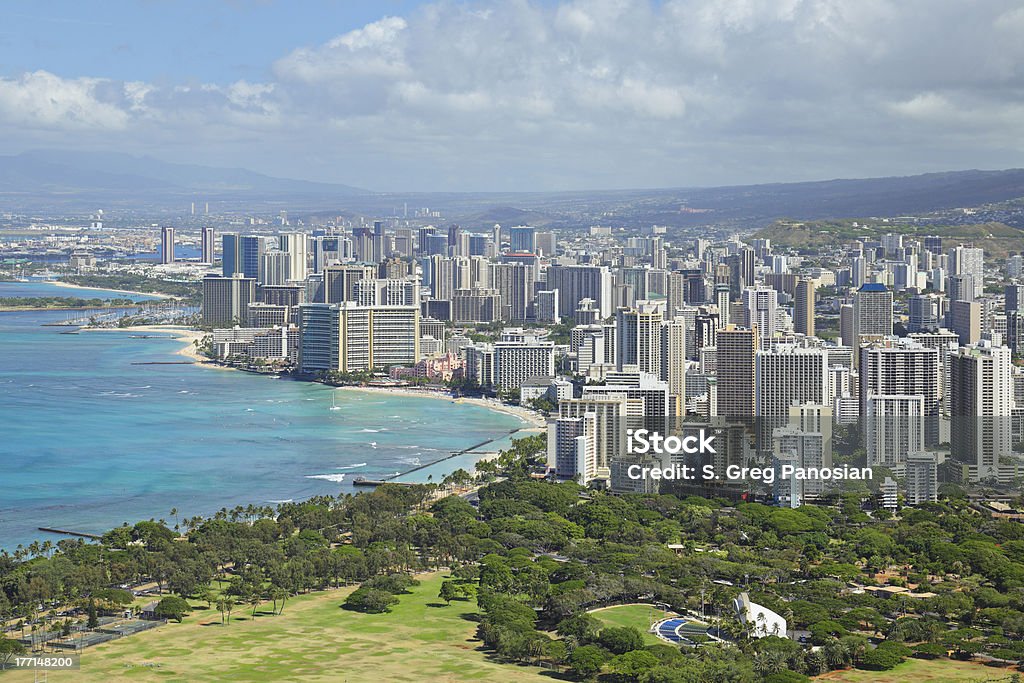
330,391,341,411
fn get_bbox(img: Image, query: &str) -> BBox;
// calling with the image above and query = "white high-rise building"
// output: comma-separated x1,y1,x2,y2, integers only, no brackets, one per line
859,339,941,445
547,413,598,484
755,345,829,443
546,264,614,319
853,283,893,345
494,340,555,390
278,233,308,282
865,395,925,469
905,451,940,505
615,301,665,374
950,245,984,299
742,287,778,343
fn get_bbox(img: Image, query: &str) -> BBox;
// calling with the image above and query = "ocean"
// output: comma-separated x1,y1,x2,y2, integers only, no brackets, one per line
0,281,525,550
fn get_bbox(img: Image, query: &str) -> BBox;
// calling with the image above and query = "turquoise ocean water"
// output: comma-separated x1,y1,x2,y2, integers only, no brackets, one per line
0,282,524,549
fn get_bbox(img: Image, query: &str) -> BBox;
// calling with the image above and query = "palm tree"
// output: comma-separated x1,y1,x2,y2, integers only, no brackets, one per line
170,508,179,532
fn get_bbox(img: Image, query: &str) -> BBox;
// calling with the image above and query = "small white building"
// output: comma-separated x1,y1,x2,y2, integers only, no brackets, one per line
733,592,787,638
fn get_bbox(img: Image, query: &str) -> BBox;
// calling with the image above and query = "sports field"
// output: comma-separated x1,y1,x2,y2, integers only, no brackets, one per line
2,573,551,682
588,604,671,646
817,657,1018,682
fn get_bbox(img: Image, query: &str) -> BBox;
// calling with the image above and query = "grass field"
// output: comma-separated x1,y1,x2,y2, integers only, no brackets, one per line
817,657,1019,682
587,604,672,647
2,573,552,683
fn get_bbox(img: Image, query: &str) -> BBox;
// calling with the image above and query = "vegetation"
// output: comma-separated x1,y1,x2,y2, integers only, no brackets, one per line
62,274,202,302
2,436,1024,681
0,296,136,309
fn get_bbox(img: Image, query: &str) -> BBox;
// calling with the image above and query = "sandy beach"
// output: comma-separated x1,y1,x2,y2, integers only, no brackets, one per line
51,280,173,300
81,324,218,365
338,385,548,428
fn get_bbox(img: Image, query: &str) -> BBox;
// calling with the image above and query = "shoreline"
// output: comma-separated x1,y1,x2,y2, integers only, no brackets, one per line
80,324,223,366
50,279,173,300
337,385,548,429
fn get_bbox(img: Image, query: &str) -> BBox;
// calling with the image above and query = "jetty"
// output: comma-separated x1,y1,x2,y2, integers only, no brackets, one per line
39,527,103,540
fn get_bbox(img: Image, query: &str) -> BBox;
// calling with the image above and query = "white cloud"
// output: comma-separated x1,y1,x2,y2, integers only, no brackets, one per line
0,71,130,130
0,0,1022,190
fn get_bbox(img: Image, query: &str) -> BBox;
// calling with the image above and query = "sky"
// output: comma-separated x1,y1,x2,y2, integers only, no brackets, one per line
0,0,1022,192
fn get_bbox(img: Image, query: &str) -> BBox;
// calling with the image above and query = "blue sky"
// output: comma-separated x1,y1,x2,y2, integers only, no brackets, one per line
0,1,1021,192
0,1,420,84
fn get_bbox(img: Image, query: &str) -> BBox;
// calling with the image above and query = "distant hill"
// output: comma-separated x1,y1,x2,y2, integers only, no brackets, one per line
0,150,368,206
754,219,1024,257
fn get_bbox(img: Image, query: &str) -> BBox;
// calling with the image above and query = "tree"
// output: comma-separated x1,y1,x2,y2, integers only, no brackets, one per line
598,626,645,655
610,649,660,679
568,644,610,679
154,596,192,623
344,587,399,614
439,580,458,605
0,636,27,668
87,598,99,628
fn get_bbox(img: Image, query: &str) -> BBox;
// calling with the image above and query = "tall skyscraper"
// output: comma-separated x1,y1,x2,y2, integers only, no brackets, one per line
508,225,537,254
298,302,419,373
716,325,756,419
323,264,377,304
490,262,533,321
950,245,984,298
859,339,941,445
1006,284,1024,315
160,226,175,265
259,250,289,286
904,452,939,504
755,345,829,447
202,274,256,326
222,234,240,276
908,294,941,332
865,395,925,469
853,283,893,345
950,342,1012,480
546,264,614,319
949,299,982,346
615,301,665,374
278,233,308,282
201,227,216,265
794,278,815,337
238,235,268,280
742,287,778,343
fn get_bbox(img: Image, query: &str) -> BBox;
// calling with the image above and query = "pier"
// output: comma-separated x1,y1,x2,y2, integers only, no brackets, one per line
39,527,103,540
354,428,523,487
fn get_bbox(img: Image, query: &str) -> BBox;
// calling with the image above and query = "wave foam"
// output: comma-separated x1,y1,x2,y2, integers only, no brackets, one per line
306,473,346,483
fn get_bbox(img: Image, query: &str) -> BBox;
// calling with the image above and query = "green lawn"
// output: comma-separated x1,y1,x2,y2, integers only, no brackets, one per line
587,604,672,646
818,657,1018,683
4,573,552,683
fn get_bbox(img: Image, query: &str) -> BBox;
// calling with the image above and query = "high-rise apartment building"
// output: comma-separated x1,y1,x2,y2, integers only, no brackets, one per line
202,274,257,326
546,264,614,319
716,325,756,419
950,245,984,299
201,227,215,264
950,342,1012,481
853,283,893,345
160,226,175,264
278,233,308,282
298,302,419,373
742,287,778,343
794,278,815,337
859,340,941,445
865,395,925,469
